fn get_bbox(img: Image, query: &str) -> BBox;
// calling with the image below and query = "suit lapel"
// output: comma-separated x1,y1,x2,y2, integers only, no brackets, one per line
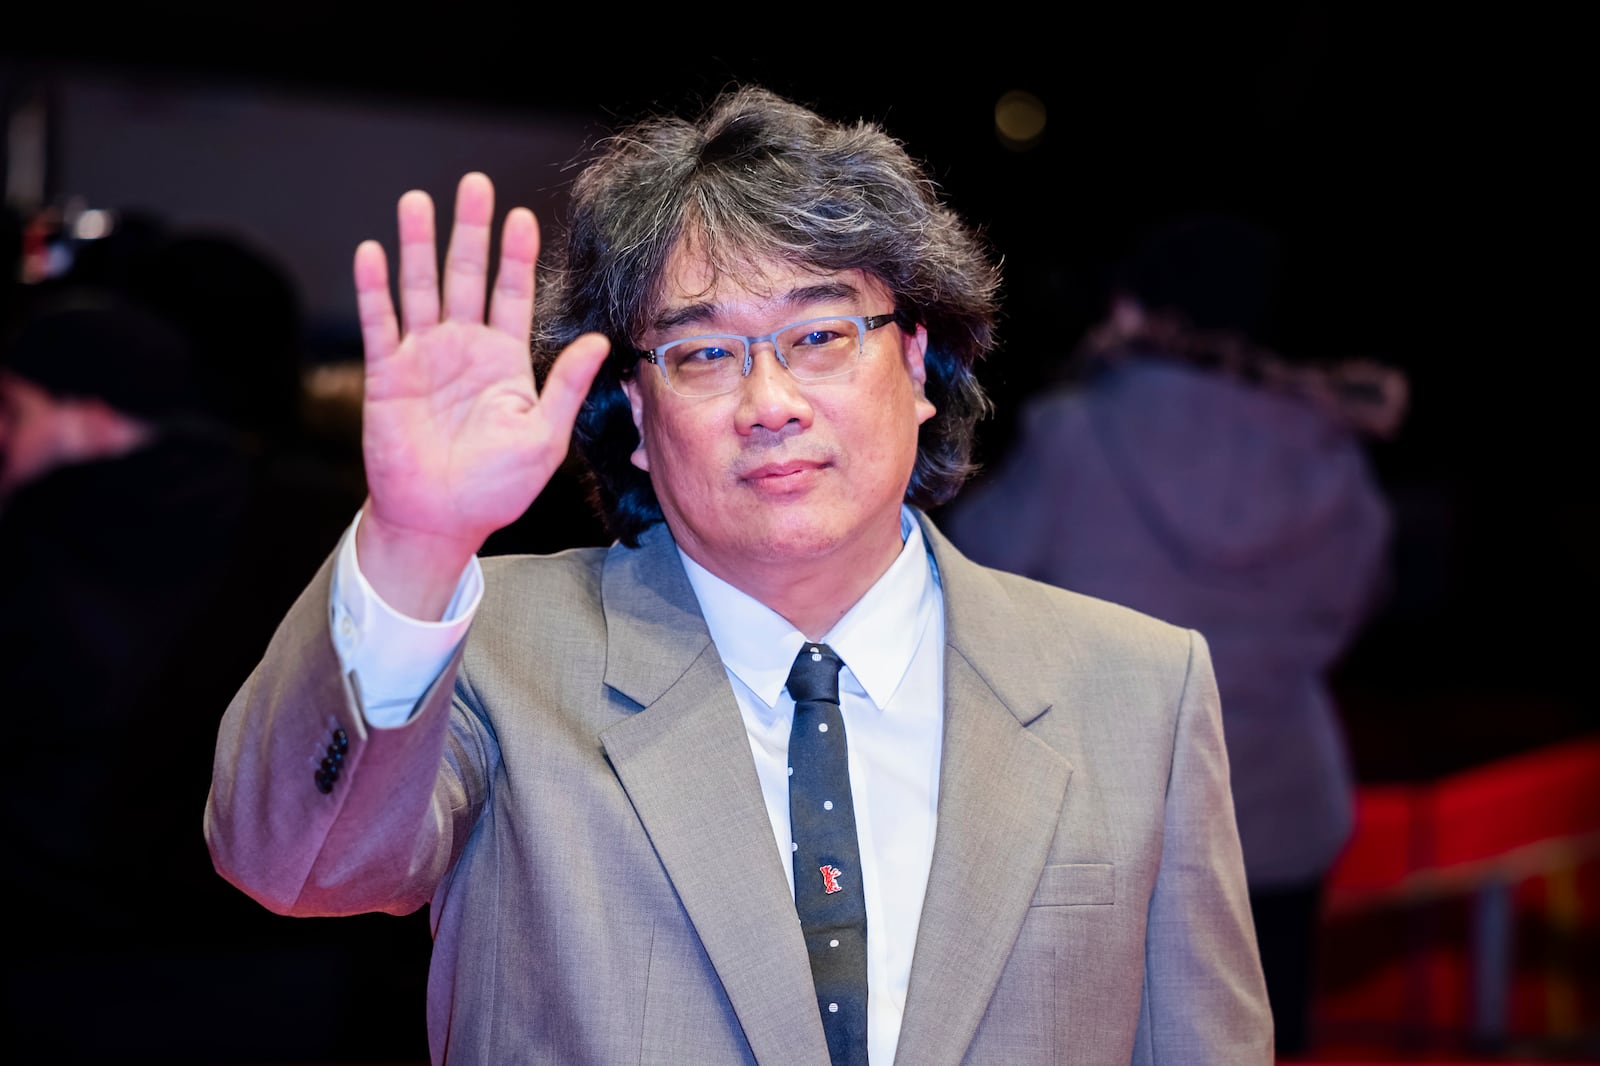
893,518,1076,1066
598,526,830,1066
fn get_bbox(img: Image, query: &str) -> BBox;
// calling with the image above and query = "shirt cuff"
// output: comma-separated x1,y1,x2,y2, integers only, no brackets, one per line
329,511,483,728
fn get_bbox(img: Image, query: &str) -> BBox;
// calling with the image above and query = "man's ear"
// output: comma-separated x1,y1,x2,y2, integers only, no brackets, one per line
620,377,650,472
904,324,936,426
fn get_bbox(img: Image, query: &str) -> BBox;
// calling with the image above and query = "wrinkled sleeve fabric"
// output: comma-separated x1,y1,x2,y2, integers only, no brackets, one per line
203,536,489,920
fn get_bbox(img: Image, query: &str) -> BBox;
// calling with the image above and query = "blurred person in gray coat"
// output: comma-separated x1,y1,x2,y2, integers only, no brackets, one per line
942,213,1406,1057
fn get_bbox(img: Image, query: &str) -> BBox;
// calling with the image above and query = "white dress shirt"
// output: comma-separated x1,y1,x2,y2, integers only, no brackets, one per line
329,510,483,727
329,507,945,1066
678,510,944,1065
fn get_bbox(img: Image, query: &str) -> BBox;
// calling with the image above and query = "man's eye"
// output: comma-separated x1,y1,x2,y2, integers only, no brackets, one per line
794,330,844,348
677,344,738,365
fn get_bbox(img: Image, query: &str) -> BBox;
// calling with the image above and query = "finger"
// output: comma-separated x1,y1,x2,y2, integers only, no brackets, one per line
443,172,495,324
537,333,612,436
487,207,539,340
353,239,400,365
396,189,440,335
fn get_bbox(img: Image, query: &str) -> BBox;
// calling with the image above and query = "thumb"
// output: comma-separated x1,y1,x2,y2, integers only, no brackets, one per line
537,333,612,435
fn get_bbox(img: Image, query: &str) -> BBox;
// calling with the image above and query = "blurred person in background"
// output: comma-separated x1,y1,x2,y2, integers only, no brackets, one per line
0,285,258,1046
0,228,416,1061
941,213,1407,1059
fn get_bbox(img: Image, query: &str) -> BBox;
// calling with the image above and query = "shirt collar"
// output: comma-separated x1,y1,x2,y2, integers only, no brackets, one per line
678,507,938,711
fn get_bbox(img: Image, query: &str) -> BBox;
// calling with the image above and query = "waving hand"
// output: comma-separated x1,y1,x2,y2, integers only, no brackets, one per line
352,172,609,618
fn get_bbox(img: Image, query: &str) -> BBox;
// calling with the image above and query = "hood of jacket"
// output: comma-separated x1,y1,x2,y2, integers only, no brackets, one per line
1086,356,1379,573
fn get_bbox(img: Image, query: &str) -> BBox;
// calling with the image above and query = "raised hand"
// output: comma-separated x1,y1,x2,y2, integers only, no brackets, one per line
352,172,609,618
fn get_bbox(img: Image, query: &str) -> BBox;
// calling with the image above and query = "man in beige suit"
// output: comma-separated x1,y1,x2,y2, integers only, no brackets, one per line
206,86,1273,1064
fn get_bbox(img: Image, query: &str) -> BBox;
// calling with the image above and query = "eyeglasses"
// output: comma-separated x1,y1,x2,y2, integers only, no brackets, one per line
636,312,903,398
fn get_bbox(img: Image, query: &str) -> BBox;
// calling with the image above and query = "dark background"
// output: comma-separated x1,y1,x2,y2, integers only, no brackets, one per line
1,5,1590,1061
15,3,1572,772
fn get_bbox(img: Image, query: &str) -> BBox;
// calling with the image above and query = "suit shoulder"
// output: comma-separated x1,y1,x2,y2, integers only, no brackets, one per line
924,509,1200,670
963,560,1201,668
476,546,609,630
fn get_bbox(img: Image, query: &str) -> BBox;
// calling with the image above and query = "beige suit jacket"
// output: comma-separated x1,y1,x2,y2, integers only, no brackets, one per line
205,512,1271,1064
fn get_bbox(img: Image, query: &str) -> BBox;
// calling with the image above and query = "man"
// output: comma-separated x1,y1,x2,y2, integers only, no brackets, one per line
206,86,1272,1064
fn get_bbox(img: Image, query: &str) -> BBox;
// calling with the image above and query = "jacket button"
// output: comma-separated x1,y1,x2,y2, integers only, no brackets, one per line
315,769,334,794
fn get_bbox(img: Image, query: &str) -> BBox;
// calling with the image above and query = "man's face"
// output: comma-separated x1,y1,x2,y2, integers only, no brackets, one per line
620,245,935,598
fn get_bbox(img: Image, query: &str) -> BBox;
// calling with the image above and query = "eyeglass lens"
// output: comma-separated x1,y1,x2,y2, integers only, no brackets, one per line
659,317,864,396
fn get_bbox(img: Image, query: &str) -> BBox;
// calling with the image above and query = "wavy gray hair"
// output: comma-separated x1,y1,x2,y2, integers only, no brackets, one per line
535,85,1001,545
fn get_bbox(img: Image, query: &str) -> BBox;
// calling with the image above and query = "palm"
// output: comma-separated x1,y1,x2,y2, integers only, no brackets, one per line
352,173,608,603
364,318,547,544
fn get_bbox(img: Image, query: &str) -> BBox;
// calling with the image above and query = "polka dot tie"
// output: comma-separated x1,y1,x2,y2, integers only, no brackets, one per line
786,643,868,1065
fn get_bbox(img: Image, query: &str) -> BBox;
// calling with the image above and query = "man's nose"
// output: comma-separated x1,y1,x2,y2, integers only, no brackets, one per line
736,341,812,433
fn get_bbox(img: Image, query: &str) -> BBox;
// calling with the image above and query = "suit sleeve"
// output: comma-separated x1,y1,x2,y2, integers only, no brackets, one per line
202,551,481,918
1133,629,1276,1064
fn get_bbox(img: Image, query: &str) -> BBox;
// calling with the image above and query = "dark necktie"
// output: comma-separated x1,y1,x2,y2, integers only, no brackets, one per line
786,642,869,1065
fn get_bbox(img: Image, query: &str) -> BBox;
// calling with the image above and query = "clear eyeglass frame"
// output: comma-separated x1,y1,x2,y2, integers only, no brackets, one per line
636,312,902,398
